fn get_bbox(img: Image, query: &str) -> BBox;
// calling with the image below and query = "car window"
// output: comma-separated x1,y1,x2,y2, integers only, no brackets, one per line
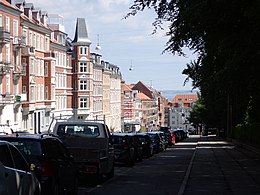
57,124,100,137
0,144,13,168
9,145,29,171
111,136,123,144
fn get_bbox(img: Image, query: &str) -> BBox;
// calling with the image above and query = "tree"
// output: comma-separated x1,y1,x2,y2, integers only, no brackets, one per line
127,0,260,131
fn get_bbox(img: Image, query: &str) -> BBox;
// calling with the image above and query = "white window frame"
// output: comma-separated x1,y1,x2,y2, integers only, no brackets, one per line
79,97,88,108
79,46,88,55
79,80,87,90
13,19,18,37
79,62,87,73
5,16,10,32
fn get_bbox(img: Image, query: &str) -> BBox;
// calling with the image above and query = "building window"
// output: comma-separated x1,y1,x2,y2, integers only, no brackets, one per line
79,62,87,72
0,14,2,27
79,97,88,108
44,62,48,76
30,85,35,101
13,20,18,37
5,16,10,32
45,86,48,99
51,85,55,100
29,32,32,46
80,46,88,55
79,80,87,90
22,86,26,93
6,74,10,94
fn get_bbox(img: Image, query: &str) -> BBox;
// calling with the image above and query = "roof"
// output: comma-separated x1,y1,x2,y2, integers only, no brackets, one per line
132,81,154,99
72,18,91,45
137,92,151,100
123,84,132,91
0,0,22,12
172,94,198,104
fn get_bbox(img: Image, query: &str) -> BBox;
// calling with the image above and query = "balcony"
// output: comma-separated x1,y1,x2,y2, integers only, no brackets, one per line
0,94,14,106
45,51,55,58
0,27,10,44
13,36,26,49
21,46,35,56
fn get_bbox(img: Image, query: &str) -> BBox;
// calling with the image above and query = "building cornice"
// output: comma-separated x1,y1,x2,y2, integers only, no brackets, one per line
20,18,52,35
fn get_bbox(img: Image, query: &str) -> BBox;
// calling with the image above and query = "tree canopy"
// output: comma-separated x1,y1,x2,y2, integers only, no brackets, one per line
128,0,260,132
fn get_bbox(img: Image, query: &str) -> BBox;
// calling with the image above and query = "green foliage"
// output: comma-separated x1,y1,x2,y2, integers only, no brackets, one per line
128,0,260,131
234,124,260,148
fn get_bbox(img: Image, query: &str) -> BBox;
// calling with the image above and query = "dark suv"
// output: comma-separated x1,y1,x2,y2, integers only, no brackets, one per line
0,134,78,195
111,133,135,166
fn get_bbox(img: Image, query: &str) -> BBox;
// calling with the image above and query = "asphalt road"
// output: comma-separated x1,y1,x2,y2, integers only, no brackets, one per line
78,135,199,195
78,135,260,195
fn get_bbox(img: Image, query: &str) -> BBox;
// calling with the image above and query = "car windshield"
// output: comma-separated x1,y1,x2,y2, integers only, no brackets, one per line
57,124,100,137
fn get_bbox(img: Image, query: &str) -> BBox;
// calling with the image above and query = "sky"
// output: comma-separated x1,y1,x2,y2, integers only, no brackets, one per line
27,0,197,91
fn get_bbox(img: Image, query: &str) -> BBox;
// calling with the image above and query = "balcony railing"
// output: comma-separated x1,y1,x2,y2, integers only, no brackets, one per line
0,27,10,44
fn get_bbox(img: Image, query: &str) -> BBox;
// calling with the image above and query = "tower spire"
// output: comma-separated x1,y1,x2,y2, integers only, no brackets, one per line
72,18,91,45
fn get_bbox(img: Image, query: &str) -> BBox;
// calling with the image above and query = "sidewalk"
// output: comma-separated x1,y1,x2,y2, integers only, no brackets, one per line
182,135,260,195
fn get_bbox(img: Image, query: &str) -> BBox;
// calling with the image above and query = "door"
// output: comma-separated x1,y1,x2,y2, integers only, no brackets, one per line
9,144,34,195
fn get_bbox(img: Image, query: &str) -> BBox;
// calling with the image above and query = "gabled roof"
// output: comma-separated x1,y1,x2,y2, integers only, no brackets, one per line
132,81,154,99
72,18,91,46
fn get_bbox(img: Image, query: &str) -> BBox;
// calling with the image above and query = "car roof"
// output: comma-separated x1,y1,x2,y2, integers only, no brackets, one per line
0,133,58,141
0,140,11,145
112,133,130,136
54,121,105,126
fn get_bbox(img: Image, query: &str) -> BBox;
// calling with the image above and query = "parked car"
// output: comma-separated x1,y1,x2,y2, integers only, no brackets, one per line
111,133,135,166
0,134,78,195
0,140,41,195
159,127,175,147
51,120,115,183
127,133,143,161
147,132,165,153
134,133,153,157
172,130,182,142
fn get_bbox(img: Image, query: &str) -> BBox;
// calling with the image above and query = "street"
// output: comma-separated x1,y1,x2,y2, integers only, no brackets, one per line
78,135,260,195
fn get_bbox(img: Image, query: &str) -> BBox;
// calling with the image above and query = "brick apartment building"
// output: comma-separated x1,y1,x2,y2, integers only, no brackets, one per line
169,94,198,130
0,0,122,133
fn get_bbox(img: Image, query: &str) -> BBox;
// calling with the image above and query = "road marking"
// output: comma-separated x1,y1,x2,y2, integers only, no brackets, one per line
177,141,198,195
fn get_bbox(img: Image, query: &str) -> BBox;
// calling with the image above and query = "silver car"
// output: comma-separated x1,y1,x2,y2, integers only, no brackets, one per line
0,141,41,195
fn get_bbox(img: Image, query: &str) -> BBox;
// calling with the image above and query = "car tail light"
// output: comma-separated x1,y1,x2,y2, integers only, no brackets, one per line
86,166,97,173
41,160,54,177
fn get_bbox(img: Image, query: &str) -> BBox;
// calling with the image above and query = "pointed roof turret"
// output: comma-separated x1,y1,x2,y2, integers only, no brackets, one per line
72,18,91,46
